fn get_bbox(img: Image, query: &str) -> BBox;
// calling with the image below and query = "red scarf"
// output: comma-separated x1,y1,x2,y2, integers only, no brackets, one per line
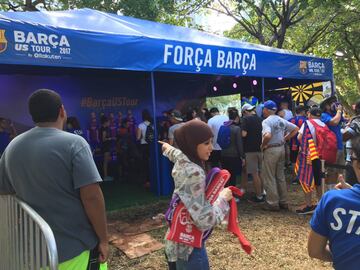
167,169,252,254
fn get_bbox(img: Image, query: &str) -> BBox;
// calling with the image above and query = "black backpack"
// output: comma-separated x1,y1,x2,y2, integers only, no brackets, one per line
145,124,155,144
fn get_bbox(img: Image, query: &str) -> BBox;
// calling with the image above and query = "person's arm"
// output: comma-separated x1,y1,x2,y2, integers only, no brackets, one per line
72,140,108,262
261,121,272,149
236,127,245,159
136,126,142,141
168,127,174,146
284,126,299,141
308,230,332,262
328,111,342,126
323,105,343,126
297,123,305,142
159,141,185,163
284,120,299,141
80,184,108,262
241,118,248,137
9,121,17,139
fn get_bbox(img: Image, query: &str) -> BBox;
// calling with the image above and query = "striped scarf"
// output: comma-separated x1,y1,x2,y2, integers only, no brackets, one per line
294,121,319,193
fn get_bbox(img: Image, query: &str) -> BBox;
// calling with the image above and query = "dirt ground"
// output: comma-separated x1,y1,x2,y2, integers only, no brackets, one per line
107,182,333,270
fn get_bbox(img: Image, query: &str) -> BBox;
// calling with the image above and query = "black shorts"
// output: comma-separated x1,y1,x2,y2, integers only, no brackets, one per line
290,150,299,164
312,159,323,186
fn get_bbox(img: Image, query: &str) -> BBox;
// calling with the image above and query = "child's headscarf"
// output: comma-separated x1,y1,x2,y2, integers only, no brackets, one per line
174,119,213,168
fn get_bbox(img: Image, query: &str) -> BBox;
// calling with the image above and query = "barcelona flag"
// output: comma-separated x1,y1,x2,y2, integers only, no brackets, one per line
294,121,319,193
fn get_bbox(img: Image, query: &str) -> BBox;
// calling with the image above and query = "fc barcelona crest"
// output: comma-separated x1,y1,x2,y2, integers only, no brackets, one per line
299,61,308,74
0,30,7,53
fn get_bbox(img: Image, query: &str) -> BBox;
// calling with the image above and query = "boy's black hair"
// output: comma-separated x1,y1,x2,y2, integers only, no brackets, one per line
209,107,219,114
28,89,62,123
295,105,306,114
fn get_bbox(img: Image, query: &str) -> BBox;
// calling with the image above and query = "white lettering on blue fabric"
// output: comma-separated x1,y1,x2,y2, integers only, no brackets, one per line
330,208,346,231
13,30,71,60
163,44,256,73
347,210,360,234
330,208,360,235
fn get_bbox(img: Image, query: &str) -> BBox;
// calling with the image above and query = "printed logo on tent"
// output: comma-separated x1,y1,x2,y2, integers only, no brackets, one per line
0,30,7,53
299,61,308,74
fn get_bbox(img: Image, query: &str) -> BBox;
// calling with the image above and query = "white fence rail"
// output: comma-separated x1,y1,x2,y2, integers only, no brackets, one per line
0,195,58,270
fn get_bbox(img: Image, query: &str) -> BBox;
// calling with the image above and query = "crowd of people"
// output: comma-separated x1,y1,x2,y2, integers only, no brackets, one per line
1,88,360,269
161,96,360,269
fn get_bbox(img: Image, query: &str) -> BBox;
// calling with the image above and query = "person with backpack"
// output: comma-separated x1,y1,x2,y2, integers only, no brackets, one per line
136,109,154,188
295,107,330,214
220,108,245,187
207,107,229,168
342,100,360,186
261,100,299,211
320,96,345,187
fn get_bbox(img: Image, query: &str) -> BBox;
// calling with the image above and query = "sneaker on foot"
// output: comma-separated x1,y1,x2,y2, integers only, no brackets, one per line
296,205,316,215
248,195,265,203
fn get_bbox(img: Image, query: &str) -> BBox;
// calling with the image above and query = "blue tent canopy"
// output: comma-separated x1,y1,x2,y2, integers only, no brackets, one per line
0,8,332,80
0,8,335,196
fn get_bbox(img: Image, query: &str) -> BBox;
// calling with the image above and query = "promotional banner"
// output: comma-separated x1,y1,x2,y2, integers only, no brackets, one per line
0,9,333,80
0,70,211,134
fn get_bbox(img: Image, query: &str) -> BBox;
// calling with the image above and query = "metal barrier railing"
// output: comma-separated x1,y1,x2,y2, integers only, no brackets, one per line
0,195,59,270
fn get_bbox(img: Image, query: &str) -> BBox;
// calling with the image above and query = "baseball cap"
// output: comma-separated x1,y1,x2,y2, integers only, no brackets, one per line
263,100,278,111
170,110,183,121
241,103,255,112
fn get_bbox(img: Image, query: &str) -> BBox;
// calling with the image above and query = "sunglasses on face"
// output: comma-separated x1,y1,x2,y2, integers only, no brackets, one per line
350,156,359,163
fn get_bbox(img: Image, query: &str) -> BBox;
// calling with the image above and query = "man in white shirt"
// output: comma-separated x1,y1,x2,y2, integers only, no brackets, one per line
207,107,229,167
280,100,294,121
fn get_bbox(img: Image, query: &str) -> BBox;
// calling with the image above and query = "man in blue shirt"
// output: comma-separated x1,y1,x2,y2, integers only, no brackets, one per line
320,96,345,186
308,135,360,270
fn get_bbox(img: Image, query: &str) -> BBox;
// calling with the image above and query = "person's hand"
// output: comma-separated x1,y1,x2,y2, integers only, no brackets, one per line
158,140,171,153
335,174,352,190
98,241,109,263
260,144,268,151
219,187,233,202
242,158,246,167
336,104,343,112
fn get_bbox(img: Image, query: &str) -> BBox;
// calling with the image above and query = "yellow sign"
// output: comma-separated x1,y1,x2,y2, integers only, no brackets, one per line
275,82,323,104
0,29,7,53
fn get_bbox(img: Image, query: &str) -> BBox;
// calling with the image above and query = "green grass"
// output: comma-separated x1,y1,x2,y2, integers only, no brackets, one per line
100,181,170,211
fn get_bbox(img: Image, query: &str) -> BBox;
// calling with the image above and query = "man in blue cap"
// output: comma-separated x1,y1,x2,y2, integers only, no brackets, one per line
261,100,299,211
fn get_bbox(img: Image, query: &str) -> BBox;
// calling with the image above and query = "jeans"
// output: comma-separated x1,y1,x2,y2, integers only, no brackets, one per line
168,245,210,270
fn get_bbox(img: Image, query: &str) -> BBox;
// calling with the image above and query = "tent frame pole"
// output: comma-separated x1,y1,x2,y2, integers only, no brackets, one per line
261,77,265,102
150,72,161,196
331,76,336,97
